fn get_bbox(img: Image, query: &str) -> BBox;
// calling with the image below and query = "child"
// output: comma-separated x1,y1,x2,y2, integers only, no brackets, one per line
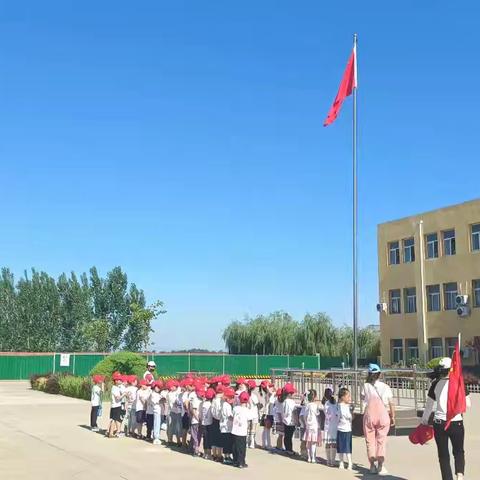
299,392,308,459
323,387,339,467
337,387,354,470
303,389,322,463
273,387,285,450
246,379,259,449
107,372,124,438
150,380,163,445
211,384,224,462
123,376,138,436
200,387,215,460
181,378,194,448
166,380,182,446
220,387,235,464
90,375,104,432
189,387,203,456
232,391,250,468
145,380,155,440
134,379,150,439
260,382,275,450
281,383,297,455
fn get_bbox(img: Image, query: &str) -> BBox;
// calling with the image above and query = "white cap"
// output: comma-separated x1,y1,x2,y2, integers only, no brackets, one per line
147,360,156,367
439,357,452,370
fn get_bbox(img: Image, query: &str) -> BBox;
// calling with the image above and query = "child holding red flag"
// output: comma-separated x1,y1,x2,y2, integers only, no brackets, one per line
421,341,471,480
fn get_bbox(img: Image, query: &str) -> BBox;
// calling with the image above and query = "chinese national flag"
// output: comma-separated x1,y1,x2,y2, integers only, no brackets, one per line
445,339,467,430
324,45,357,126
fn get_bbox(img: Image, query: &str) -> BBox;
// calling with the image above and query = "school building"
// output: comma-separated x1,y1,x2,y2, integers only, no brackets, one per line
377,198,480,366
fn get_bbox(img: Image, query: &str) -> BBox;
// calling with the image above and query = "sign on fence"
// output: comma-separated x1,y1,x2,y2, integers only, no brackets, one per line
60,353,70,367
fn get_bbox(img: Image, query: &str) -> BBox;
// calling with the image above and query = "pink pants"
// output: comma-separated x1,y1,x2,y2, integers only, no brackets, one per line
363,397,390,460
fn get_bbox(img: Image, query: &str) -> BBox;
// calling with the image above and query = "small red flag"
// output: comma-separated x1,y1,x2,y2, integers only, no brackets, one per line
324,45,357,126
445,340,467,430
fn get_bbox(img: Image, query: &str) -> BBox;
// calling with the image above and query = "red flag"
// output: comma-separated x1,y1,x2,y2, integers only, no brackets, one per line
324,45,357,126
445,340,467,430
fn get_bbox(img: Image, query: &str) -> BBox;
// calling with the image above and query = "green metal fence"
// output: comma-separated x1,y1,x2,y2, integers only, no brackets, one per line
0,353,344,380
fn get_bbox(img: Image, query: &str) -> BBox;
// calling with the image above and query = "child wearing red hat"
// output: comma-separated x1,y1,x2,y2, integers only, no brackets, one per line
149,380,163,444
90,375,104,432
166,380,182,446
106,373,125,438
122,376,138,437
189,387,203,456
232,391,250,468
220,387,236,464
246,380,259,449
282,384,297,454
259,382,276,450
134,379,151,439
211,385,224,462
273,388,285,449
200,388,215,460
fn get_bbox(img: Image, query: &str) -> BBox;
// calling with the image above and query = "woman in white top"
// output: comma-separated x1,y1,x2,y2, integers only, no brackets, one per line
361,364,395,475
421,357,471,480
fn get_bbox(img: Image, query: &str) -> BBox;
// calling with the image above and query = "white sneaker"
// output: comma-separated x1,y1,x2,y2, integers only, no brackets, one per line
378,466,388,476
339,462,345,469
153,439,161,445
91,427,99,432
307,458,312,463
456,475,464,480
347,463,353,471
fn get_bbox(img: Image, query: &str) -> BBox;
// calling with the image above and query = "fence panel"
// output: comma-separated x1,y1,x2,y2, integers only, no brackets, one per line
257,355,289,376
154,355,189,376
0,355,54,380
288,355,318,369
190,355,223,374
224,355,256,376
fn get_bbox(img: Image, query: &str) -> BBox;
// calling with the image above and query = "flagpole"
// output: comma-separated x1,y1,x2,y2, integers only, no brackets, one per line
352,33,359,371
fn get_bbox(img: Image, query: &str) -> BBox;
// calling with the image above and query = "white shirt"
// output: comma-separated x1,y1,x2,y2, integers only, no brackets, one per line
282,398,296,426
167,390,182,414
135,388,150,411
273,399,283,423
361,381,393,410
267,394,275,415
232,405,249,436
125,386,138,407
337,403,352,432
324,402,339,436
200,400,213,426
149,391,162,414
91,384,102,407
190,397,201,425
247,392,260,422
111,385,122,408
220,401,233,433
211,396,223,420
304,402,321,431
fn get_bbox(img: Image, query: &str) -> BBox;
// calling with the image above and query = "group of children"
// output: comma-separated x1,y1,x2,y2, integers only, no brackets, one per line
90,369,356,470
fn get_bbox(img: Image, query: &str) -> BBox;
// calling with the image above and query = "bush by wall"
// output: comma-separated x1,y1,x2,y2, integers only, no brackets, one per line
89,351,148,379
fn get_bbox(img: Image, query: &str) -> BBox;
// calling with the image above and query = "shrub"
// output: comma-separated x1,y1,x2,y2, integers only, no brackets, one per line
58,374,92,401
427,357,442,370
30,373,51,390
90,351,147,379
45,375,60,394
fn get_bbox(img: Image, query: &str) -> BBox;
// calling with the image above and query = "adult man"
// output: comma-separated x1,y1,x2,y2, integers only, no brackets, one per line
144,360,156,384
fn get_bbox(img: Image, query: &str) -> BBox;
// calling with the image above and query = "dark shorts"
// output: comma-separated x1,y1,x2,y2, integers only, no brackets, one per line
211,418,221,448
222,432,234,454
182,412,190,430
204,423,213,450
337,431,352,454
110,406,122,422
136,410,146,424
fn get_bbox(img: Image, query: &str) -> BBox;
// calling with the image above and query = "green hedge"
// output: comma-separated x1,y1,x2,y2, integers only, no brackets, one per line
31,373,93,400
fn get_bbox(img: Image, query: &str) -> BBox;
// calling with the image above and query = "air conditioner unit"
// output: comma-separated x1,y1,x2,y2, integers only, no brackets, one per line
376,303,387,313
457,305,470,317
456,295,469,306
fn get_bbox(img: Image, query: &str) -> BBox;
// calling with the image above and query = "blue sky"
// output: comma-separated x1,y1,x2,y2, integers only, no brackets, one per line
1,2,479,351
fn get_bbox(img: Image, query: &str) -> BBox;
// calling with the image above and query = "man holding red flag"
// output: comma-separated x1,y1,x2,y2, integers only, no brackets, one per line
421,340,471,480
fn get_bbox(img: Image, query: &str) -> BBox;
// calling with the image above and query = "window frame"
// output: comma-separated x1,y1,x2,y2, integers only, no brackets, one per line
473,279,480,308
403,237,415,263
445,337,457,358
472,223,480,252
442,229,456,256
391,339,404,364
425,232,439,259
405,338,419,363
443,282,458,311
404,287,417,314
427,284,441,312
429,337,443,360
389,289,402,315
388,241,401,265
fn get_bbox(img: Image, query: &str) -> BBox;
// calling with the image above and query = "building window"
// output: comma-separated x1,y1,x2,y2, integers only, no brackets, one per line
406,339,419,363
427,284,441,311
388,241,400,265
473,279,480,308
429,338,443,359
426,233,439,259
442,229,456,256
472,224,480,252
389,289,401,314
403,237,415,263
443,282,458,310
445,337,457,358
391,339,404,363
404,287,417,313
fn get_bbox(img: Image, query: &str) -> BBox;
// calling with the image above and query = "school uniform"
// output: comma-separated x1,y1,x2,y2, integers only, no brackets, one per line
336,403,353,454
220,401,234,454
282,398,297,453
189,395,201,453
135,388,150,424
200,400,213,450
211,395,223,448
90,384,102,428
110,385,123,422
232,405,249,467
166,390,183,440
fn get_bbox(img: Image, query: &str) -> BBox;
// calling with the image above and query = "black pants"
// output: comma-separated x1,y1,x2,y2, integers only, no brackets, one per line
233,435,247,466
284,425,295,452
146,413,154,439
433,420,465,480
90,406,99,428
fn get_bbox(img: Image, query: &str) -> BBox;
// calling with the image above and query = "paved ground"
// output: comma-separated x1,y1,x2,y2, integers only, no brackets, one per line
0,382,479,480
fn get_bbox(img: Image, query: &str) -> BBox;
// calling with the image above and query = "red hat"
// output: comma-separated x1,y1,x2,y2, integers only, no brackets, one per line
127,375,138,385
216,384,225,394
183,377,194,387
283,383,296,394
409,424,434,445
208,376,218,385
276,387,283,397
239,391,250,404
236,377,246,385
196,388,206,398
247,379,257,389
112,372,122,381
154,380,164,389
139,379,148,387
205,388,215,400
92,375,104,384
222,375,231,385
224,387,235,399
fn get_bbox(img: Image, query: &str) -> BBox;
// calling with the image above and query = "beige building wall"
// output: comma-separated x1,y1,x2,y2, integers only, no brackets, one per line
377,199,480,366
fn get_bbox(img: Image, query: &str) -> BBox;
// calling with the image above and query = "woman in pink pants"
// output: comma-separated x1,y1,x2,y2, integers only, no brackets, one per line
361,364,396,476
